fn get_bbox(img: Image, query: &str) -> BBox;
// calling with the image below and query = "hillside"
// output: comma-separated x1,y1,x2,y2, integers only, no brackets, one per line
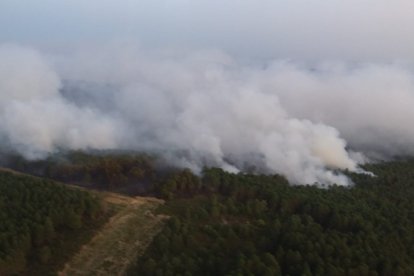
0,169,167,276
0,170,106,275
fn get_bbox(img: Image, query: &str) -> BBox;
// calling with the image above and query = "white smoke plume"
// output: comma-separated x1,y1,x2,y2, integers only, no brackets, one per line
259,62,414,158
0,44,122,159
2,43,414,186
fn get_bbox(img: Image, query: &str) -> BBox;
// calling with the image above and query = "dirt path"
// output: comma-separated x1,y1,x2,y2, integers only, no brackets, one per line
59,193,168,276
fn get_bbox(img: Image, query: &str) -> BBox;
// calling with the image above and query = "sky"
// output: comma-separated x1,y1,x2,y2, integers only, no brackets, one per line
1,1,414,186
1,0,414,61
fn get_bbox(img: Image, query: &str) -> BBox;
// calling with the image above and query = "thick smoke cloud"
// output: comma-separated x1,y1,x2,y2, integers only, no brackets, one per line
258,63,414,158
0,45,122,159
2,44,414,186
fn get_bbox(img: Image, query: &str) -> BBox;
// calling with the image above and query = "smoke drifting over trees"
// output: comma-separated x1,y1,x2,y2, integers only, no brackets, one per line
1,44,414,186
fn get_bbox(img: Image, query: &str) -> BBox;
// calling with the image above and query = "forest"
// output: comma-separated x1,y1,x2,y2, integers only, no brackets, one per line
2,152,414,275
128,161,414,276
0,171,106,275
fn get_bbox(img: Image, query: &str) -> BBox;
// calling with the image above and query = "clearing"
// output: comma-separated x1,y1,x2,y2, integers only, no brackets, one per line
59,193,168,276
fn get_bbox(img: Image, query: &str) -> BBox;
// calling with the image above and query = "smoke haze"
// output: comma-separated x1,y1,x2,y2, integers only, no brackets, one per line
1,44,414,185
2,0,414,62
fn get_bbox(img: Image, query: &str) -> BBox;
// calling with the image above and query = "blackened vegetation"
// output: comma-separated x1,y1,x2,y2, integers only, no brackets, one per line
0,171,106,275
129,162,414,276
5,151,157,195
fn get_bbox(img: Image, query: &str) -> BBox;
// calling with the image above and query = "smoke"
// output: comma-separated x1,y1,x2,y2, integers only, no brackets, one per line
2,44,414,186
0,44,122,159
257,62,414,158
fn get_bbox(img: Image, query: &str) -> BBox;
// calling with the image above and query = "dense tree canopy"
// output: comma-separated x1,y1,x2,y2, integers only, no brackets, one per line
0,171,104,275
130,161,414,275
3,151,414,275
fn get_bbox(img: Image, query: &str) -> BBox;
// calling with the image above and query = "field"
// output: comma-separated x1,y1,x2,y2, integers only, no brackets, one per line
59,193,168,276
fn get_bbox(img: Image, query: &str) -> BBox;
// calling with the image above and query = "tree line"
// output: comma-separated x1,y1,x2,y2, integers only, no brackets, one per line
5,151,156,191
